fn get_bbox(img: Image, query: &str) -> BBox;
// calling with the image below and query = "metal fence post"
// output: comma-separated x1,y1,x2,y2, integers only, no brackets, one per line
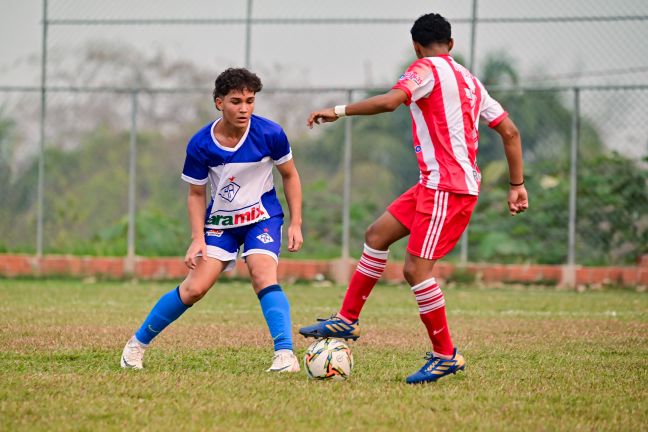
341,90,353,262
36,0,48,259
125,90,139,275
244,0,253,68
563,87,580,286
330,90,355,285
459,0,479,264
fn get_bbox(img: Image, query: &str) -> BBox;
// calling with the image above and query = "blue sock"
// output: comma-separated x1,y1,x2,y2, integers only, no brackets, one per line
257,284,293,351
134,287,191,345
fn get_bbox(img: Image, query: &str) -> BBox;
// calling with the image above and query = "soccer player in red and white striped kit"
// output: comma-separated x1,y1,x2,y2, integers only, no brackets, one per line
299,13,529,384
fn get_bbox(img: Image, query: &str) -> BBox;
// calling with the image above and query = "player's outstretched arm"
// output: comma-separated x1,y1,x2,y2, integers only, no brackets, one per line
276,159,303,252
184,184,208,268
306,89,408,128
493,117,529,216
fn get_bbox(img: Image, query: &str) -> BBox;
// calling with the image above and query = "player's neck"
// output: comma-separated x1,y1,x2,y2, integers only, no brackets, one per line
419,48,450,58
214,118,248,146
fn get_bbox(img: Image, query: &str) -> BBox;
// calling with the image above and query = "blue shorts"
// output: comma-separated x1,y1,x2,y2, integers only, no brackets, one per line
203,215,283,271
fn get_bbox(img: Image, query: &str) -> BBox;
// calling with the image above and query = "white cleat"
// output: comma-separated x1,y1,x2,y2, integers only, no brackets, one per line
267,350,300,373
120,336,147,369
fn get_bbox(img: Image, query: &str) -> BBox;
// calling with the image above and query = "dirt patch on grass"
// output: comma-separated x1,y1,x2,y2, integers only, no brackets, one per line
0,324,275,353
1,318,645,354
362,317,648,350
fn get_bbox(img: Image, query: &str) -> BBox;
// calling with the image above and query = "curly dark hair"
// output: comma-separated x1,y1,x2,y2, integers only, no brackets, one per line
213,68,263,101
410,13,452,46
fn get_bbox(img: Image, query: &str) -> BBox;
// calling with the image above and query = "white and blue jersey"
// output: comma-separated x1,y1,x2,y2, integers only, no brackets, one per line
181,115,292,269
181,114,292,229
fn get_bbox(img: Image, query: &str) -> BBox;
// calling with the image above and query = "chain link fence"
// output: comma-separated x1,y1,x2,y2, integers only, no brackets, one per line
0,0,646,266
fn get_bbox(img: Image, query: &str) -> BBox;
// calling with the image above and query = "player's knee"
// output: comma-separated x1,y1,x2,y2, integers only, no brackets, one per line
402,262,424,285
248,268,274,292
180,281,209,304
364,223,386,250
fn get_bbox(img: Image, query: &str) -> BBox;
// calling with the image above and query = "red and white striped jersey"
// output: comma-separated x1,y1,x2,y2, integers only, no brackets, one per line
392,55,508,195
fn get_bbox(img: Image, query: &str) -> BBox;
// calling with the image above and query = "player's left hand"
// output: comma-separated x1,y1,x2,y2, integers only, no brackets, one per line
507,185,529,216
287,224,303,252
307,108,338,128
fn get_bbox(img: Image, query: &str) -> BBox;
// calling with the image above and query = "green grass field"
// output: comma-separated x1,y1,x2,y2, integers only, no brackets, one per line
1,279,646,431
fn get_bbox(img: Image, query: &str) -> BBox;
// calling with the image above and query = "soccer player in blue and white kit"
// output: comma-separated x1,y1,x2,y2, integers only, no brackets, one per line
121,68,304,372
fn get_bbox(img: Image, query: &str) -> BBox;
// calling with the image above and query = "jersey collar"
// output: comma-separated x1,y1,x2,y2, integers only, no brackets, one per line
210,117,252,152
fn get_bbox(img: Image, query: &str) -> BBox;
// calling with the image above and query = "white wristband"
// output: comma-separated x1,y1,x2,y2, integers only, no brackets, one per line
334,105,347,118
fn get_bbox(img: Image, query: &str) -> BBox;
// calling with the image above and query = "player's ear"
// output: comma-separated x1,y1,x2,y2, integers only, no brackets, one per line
413,41,423,59
448,38,454,52
215,97,223,112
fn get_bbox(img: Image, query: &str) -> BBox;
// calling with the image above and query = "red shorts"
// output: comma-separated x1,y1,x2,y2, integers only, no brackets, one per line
387,184,478,260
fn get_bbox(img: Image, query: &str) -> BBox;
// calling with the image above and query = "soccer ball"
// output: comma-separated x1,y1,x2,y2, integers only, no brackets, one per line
304,338,353,381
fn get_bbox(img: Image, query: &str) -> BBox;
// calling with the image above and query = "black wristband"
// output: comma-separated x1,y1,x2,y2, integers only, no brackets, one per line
509,180,524,186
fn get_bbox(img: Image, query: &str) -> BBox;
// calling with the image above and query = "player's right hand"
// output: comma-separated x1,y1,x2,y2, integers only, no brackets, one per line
184,239,207,269
307,108,338,128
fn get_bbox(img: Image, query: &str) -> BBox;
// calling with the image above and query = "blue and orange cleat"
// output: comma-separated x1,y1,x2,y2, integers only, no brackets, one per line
299,315,361,341
405,348,466,384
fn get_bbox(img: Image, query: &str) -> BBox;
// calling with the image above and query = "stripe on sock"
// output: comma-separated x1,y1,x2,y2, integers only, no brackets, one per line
257,284,283,299
419,298,446,314
412,278,445,314
411,277,437,292
356,244,388,279
356,257,385,278
363,244,390,259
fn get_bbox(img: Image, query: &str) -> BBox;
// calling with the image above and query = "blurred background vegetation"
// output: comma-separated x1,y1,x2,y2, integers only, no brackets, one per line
0,49,646,265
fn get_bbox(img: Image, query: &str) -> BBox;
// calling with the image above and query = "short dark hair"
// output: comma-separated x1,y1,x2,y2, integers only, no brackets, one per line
410,13,452,46
213,68,263,101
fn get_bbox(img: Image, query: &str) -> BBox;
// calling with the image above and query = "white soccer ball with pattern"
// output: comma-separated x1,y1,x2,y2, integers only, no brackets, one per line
304,338,353,381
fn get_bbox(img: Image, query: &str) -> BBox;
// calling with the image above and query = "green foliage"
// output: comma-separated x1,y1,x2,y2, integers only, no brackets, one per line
0,112,33,253
0,54,645,265
91,208,188,256
471,143,648,264
290,57,646,264
470,154,570,264
575,152,648,264
278,178,344,258
0,122,189,256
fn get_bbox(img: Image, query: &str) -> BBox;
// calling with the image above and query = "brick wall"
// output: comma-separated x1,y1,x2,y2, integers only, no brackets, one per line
0,254,646,287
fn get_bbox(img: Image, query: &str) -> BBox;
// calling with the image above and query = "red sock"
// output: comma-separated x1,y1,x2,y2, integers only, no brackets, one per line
412,278,454,357
338,244,389,322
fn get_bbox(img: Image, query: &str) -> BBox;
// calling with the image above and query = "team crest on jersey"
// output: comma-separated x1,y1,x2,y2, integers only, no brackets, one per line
415,145,422,153
256,233,274,244
399,71,422,86
219,181,241,202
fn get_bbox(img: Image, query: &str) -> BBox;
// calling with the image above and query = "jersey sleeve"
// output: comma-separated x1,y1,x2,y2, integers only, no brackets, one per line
270,128,293,166
181,139,209,185
478,83,508,128
391,58,436,105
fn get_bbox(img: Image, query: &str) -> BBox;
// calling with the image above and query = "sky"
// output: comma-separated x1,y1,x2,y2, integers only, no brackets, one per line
2,0,647,89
